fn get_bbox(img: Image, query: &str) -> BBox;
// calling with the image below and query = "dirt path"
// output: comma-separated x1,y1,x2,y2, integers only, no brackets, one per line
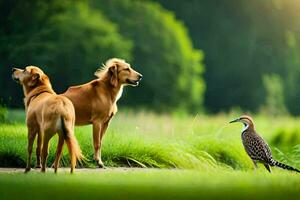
0,167,153,173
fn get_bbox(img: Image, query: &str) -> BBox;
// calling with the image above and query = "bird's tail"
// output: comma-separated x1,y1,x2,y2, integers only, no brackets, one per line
270,159,300,173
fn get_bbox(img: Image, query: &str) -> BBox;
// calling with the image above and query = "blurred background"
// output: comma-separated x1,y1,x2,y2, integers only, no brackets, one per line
1,0,300,115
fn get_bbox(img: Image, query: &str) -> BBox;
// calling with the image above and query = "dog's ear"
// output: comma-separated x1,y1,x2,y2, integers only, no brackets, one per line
109,64,118,87
28,73,40,87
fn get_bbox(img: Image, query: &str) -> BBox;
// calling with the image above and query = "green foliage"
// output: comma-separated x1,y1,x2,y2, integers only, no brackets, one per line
274,145,300,171
192,137,252,170
0,0,131,106
270,127,300,148
261,74,287,116
1,0,205,112
36,2,132,87
283,30,300,115
0,102,7,123
4,0,300,114
93,0,205,111
156,0,300,114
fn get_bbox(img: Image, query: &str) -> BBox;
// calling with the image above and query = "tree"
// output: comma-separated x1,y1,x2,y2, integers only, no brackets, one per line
0,1,131,107
155,0,300,114
262,74,287,116
92,0,205,111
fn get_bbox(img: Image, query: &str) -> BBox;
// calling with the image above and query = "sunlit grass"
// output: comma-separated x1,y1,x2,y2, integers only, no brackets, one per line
1,109,300,200
0,169,299,200
0,109,299,170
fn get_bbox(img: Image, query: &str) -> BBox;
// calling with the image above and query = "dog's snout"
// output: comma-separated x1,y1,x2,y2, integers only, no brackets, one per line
138,74,143,80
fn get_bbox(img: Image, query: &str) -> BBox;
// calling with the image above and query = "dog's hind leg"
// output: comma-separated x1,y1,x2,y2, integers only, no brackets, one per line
53,134,64,173
35,132,42,168
41,132,52,173
25,127,37,173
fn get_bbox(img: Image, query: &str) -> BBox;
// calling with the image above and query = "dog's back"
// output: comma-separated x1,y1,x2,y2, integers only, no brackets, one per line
12,66,82,173
37,94,83,173
39,95,75,133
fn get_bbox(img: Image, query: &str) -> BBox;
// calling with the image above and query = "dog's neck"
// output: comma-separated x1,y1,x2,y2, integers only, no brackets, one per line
24,84,55,109
108,83,123,103
99,78,124,103
116,86,123,101
23,77,52,95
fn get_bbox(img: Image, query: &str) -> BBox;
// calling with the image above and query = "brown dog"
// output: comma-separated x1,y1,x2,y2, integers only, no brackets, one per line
12,66,83,173
63,58,142,167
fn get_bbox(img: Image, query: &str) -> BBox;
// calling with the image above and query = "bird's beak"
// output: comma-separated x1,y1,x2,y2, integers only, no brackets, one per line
229,118,240,124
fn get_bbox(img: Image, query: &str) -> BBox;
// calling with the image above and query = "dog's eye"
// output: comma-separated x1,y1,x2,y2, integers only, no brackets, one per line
124,68,130,71
22,70,26,73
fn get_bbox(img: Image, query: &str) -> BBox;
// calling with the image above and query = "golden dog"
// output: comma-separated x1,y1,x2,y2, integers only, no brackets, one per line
63,58,142,167
12,66,83,173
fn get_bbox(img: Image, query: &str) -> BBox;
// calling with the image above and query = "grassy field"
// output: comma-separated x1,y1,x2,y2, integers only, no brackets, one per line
0,109,300,199
1,169,300,200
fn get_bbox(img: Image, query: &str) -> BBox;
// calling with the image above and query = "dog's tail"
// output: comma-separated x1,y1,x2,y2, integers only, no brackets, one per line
61,116,84,173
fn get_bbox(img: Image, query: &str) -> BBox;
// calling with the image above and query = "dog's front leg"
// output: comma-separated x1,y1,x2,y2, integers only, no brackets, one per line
98,121,109,167
93,122,104,168
92,122,101,166
25,128,36,173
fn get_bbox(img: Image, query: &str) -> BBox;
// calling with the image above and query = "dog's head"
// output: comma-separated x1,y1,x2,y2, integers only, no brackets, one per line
95,58,143,87
12,66,48,88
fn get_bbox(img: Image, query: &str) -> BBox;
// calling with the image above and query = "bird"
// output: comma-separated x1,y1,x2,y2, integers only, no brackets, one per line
230,115,299,173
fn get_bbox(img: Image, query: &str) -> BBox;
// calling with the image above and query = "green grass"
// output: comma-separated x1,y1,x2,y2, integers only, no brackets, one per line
1,109,299,170
0,170,300,200
0,109,300,200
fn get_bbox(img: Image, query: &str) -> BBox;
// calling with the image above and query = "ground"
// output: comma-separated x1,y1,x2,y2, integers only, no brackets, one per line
0,168,300,200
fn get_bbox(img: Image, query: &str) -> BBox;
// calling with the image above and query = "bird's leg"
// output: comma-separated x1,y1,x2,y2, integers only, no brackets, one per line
263,164,271,173
252,160,258,172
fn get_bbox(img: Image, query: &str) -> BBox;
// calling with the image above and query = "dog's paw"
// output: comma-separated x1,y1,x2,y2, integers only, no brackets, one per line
35,164,41,169
24,167,31,173
95,160,106,168
98,163,106,169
